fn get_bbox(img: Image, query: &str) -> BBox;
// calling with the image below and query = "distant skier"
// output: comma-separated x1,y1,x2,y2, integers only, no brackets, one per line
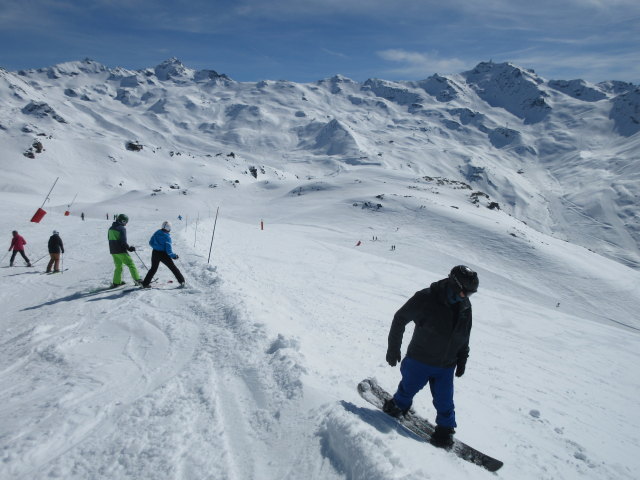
384,265,479,448
81,212,85,221
8,230,31,267
141,221,185,288
107,214,141,288
46,230,65,273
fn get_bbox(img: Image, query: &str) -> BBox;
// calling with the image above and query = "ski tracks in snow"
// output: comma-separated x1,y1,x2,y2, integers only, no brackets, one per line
0,230,330,479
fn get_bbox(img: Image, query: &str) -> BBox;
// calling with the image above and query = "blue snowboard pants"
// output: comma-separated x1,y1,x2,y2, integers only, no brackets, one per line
392,356,457,428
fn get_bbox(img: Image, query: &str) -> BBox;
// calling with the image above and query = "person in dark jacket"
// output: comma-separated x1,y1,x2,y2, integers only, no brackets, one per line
46,230,65,273
107,214,141,288
141,221,185,288
8,230,31,266
384,265,479,448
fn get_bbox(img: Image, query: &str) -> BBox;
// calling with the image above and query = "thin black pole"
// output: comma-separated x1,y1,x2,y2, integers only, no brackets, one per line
208,207,219,264
67,192,78,209
40,177,59,209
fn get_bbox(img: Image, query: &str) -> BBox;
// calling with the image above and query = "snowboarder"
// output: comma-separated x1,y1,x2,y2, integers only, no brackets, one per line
8,231,31,266
107,214,141,288
46,230,65,273
384,265,479,448
141,221,185,288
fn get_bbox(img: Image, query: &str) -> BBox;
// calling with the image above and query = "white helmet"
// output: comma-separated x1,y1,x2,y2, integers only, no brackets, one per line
52,230,59,235
161,221,172,232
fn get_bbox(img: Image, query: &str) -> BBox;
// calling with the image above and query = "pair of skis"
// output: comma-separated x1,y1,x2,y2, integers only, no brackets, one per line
88,279,183,294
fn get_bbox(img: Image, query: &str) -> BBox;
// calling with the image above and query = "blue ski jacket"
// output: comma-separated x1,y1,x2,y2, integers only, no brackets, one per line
149,229,177,258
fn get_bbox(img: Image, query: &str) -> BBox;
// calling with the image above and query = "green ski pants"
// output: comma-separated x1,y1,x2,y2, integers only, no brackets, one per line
111,253,140,284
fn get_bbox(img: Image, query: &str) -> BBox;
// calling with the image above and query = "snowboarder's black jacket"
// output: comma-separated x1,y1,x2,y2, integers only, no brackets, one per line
108,221,130,254
388,278,472,368
48,234,64,254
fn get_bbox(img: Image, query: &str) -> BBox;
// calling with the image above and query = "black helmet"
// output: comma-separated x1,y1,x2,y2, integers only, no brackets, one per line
117,214,129,224
449,265,479,295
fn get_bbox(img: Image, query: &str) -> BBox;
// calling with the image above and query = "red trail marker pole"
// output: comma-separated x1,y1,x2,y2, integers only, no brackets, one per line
31,177,59,223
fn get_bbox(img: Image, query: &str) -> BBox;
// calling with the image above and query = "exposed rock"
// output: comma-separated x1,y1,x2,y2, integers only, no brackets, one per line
125,141,143,151
21,101,66,123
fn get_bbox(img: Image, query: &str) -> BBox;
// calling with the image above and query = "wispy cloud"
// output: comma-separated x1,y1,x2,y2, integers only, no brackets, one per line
377,50,468,78
322,48,348,59
512,50,640,82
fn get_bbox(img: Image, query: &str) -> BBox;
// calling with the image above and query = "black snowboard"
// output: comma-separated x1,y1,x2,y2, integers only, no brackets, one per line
358,378,503,472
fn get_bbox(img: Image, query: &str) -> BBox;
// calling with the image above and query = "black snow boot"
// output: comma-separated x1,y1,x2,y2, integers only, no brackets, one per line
430,425,455,448
382,398,407,418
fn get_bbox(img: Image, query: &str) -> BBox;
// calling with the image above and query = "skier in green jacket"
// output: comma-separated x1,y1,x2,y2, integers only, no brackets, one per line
108,214,141,288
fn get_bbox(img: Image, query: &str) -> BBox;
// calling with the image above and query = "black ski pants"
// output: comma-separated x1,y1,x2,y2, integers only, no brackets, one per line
10,250,30,265
142,250,184,286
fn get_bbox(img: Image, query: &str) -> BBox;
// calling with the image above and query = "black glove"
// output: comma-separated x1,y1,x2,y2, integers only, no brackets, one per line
386,349,401,367
173,254,179,260
455,361,466,377
128,246,136,252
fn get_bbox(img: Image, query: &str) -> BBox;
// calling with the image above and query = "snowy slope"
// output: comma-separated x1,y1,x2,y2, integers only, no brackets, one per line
1,59,640,480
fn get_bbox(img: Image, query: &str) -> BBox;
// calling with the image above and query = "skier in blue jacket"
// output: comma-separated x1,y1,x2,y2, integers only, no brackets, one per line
141,221,185,288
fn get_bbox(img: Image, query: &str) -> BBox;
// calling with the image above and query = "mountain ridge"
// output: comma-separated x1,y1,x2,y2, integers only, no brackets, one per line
1,58,638,268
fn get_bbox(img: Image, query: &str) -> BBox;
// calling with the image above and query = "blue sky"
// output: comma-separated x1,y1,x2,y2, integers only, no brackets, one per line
1,0,638,83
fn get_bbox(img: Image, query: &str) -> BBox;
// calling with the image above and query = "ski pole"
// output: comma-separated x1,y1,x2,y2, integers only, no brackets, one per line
30,253,49,266
0,250,8,264
61,253,64,274
133,250,148,270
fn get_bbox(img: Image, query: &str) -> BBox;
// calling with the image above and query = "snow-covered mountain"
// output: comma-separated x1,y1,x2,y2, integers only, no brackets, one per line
1,58,639,480
1,57,638,267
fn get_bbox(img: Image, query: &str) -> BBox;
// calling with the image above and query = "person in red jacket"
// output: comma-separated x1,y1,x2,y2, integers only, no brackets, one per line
8,230,31,267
